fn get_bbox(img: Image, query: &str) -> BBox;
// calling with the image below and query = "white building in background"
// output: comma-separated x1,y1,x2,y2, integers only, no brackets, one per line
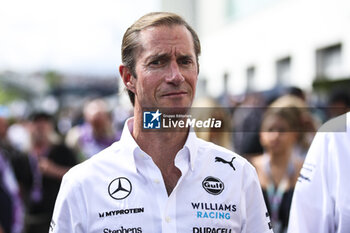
162,0,350,97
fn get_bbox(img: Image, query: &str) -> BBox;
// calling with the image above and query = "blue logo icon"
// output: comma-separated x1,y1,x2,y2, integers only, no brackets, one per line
143,110,162,129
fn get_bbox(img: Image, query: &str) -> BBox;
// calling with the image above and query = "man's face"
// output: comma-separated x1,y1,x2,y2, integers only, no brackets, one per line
29,119,53,145
132,25,198,109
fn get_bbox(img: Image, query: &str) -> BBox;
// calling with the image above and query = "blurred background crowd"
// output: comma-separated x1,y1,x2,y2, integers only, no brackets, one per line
1,0,350,233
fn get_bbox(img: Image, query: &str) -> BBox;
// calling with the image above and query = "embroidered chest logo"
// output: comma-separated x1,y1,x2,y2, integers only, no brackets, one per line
202,176,224,195
108,177,132,200
215,156,236,171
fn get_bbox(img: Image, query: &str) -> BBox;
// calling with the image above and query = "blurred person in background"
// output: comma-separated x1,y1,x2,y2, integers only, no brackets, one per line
6,121,31,155
251,104,304,233
65,98,121,161
327,88,350,120
11,112,77,233
288,111,350,233
192,97,233,150
0,113,8,141
285,86,306,102
269,94,317,158
0,109,24,233
232,92,265,157
0,151,23,233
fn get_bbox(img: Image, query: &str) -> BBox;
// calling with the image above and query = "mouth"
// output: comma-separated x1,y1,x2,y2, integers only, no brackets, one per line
161,91,188,97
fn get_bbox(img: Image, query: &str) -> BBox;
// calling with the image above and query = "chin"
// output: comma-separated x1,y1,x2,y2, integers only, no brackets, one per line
159,97,190,106
168,102,192,109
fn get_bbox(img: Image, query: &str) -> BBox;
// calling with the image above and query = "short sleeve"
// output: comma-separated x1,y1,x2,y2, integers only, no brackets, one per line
242,163,272,233
50,171,86,233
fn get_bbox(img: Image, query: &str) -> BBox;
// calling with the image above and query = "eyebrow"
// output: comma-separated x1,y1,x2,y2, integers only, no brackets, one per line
177,55,194,61
145,53,170,64
145,53,194,63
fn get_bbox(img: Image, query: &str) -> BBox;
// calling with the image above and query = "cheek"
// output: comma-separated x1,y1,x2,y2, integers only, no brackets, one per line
260,133,269,146
190,75,198,88
260,132,281,146
185,71,198,90
285,133,298,144
136,75,160,97
259,132,270,147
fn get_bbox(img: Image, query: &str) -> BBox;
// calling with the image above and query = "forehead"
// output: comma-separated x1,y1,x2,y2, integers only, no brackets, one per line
137,25,195,56
262,114,290,128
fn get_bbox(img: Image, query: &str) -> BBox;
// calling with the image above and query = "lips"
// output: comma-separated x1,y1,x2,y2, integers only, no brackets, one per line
161,91,188,97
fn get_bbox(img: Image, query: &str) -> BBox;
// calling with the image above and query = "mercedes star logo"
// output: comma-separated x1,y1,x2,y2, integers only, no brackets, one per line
108,177,132,200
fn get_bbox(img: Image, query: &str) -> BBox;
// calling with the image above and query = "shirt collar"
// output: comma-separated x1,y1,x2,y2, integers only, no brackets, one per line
117,117,199,172
117,117,139,174
182,128,199,171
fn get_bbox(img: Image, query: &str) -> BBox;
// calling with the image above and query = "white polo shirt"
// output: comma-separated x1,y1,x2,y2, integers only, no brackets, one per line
50,118,271,233
288,112,350,233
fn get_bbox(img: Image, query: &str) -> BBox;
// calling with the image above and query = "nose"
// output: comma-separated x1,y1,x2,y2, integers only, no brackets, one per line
269,131,281,142
165,60,185,85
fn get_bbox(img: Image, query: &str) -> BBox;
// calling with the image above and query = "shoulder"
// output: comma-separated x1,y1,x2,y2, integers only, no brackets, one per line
194,139,264,197
314,113,349,144
197,138,245,161
307,112,350,157
64,140,127,181
63,144,113,179
319,113,348,132
195,138,257,175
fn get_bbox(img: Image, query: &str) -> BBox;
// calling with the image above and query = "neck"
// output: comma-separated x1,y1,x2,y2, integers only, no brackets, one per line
133,102,190,167
133,112,188,165
31,142,49,157
266,147,295,188
131,104,191,196
268,147,293,167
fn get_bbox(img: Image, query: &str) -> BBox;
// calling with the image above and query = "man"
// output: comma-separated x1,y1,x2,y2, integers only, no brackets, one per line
288,112,350,233
0,150,23,233
12,112,77,233
0,108,24,233
50,12,271,232
65,98,121,161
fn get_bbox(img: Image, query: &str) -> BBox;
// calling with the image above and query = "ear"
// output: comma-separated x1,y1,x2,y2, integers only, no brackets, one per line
119,65,136,94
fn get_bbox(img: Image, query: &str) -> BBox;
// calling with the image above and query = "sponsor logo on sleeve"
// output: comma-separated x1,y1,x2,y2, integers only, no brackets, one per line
202,176,224,195
108,177,132,200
